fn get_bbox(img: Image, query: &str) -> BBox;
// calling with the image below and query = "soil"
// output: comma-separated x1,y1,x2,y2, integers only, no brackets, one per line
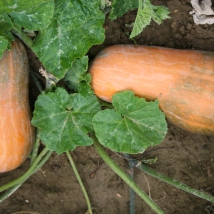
1,0,214,214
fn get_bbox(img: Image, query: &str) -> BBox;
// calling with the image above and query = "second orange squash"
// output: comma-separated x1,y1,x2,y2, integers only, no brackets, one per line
89,45,214,135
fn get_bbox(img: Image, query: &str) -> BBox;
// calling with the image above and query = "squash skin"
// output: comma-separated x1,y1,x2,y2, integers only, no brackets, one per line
0,39,35,172
89,45,214,135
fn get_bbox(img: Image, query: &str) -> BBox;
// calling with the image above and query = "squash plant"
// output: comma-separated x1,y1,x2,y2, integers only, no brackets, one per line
0,1,214,214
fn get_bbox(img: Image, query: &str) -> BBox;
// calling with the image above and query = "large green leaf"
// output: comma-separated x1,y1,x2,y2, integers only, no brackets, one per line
32,0,105,79
0,0,54,30
32,87,101,154
92,90,167,154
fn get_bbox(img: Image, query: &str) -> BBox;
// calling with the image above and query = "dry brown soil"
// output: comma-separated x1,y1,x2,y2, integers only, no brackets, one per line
1,0,214,214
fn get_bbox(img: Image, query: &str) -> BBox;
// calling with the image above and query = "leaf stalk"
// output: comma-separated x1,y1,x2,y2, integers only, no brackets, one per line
91,132,165,214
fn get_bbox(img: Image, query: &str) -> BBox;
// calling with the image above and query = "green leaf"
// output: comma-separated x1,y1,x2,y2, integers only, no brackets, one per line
32,87,101,154
64,56,89,91
130,2,153,38
152,6,170,25
0,14,14,45
0,0,54,30
32,0,105,79
78,73,94,97
64,56,94,96
109,0,138,20
92,90,167,154
0,14,14,56
0,14,13,33
130,0,170,38
0,36,9,59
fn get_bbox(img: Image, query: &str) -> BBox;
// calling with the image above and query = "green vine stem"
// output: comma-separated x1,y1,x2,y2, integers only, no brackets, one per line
66,151,93,214
0,147,50,192
100,0,106,10
139,163,214,203
91,132,165,214
30,130,41,165
0,183,21,203
0,150,52,202
123,153,136,214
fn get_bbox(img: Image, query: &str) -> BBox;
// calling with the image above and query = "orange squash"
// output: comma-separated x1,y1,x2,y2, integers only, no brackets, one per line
89,45,214,135
0,38,35,172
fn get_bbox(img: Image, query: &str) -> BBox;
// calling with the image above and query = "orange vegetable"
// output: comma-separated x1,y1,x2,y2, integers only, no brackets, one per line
89,45,214,135
0,39,35,172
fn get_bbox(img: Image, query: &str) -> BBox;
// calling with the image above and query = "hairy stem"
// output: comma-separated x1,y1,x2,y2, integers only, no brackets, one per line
140,163,214,203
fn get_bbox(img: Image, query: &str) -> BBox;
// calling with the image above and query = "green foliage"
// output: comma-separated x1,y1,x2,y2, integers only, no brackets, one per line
32,0,105,79
109,0,169,38
92,91,167,154
109,0,138,20
0,0,105,79
0,36,9,59
0,14,14,54
0,0,169,154
64,56,94,96
32,88,101,154
0,0,54,30
130,0,170,38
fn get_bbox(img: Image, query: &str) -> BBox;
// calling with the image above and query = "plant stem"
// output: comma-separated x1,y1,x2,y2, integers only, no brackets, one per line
139,163,214,203
30,130,41,165
0,183,21,202
100,0,106,10
91,132,165,214
139,0,143,10
0,147,49,192
66,151,93,214
123,153,135,214
0,150,52,202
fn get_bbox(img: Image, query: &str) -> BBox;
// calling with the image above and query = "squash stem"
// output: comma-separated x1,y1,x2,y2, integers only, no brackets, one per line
0,147,50,193
123,153,136,214
139,0,143,9
139,162,214,203
30,130,41,165
0,150,52,202
66,151,93,214
91,132,165,214
100,0,106,10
